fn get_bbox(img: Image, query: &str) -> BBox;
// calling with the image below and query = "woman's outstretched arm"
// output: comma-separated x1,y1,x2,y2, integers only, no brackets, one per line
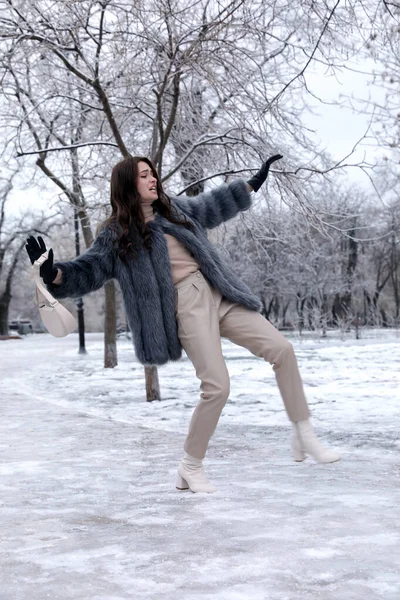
26,229,116,300
173,155,282,230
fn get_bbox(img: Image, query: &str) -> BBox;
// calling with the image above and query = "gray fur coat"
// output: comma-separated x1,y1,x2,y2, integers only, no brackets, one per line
48,179,261,365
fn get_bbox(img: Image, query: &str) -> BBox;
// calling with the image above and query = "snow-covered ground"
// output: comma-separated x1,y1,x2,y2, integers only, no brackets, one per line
1,330,399,600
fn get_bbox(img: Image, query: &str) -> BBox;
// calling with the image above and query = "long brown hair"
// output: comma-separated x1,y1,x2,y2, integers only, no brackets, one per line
100,156,193,261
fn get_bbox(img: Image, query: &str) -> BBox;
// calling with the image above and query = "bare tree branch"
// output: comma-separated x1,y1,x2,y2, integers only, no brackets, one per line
16,141,119,157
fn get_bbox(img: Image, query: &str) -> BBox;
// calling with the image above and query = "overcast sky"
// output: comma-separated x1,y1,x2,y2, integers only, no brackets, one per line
304,57,384,185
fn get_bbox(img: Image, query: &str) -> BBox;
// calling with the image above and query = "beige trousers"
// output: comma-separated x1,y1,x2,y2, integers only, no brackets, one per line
175,270,310,460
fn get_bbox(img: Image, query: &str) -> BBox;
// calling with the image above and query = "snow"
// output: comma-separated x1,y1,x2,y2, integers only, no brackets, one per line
1,330,399,600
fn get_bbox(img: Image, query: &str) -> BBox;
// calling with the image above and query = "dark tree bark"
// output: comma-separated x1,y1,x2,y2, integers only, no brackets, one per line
145,366,160,402
104,280,117,368
0,293,10,336
0,239,26,337
332,218,358,324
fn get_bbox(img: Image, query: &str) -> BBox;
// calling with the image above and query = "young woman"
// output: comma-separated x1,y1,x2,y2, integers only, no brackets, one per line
26,155,340,494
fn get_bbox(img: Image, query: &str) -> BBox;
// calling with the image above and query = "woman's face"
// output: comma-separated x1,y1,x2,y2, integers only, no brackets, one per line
136,161,158,202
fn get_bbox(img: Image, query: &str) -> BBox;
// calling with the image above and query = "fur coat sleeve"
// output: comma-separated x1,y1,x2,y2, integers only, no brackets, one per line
172,179,251,229
46,228,116,300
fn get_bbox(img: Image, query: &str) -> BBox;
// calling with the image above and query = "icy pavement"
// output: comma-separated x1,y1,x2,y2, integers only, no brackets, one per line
1,331,400,600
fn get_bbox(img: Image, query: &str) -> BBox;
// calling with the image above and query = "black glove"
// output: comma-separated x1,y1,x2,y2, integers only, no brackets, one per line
247,154,283,193
25,235,58,284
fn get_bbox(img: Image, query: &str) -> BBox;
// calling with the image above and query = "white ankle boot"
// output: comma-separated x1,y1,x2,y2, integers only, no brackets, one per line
176,453,217,493
292,420,340,464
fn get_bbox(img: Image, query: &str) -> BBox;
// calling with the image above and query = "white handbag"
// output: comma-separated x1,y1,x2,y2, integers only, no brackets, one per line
33,252,77,337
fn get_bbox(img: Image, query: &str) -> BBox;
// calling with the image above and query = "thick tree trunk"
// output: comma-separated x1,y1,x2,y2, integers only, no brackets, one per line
145,365,161,401
171,88,205,197
104,280,117,368
296,294,307,334
0,294,10,336
74,206,118,369
320,294,328,337
332,292,350,325
282,301,290,326
355,311,360,340
272,296,280,324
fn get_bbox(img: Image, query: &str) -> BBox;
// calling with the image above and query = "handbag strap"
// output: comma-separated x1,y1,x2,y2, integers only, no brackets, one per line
33,253,60,308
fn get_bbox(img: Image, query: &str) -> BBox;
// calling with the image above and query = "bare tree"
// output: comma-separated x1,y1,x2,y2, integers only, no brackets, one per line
218,175,400,334
0,173,58,336
0,0,373,391
2,66,119,365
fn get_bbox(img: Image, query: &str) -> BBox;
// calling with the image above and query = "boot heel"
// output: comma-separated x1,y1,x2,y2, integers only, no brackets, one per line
293,447,306,462
176,474,189,491
292,432,306,462
293,420,341,464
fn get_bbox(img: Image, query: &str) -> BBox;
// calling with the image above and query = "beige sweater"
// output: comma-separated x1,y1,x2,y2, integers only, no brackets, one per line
141,199,199,284
52,200,200,286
